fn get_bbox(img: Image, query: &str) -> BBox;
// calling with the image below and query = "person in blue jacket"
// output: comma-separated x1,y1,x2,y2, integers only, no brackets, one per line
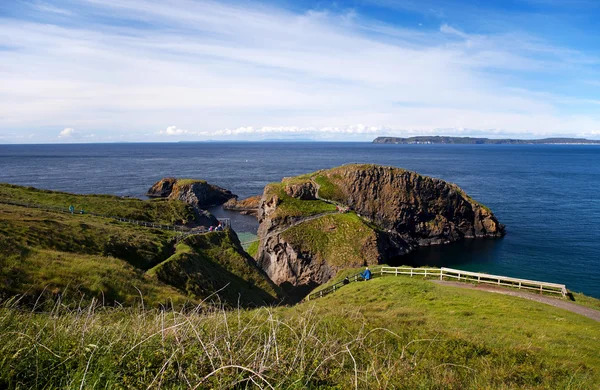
361,267,372,281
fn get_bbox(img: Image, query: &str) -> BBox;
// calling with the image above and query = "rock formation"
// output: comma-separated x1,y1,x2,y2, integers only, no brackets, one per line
256,164,505,296
223,195,261,217
148,178,236,207
148,178,236,227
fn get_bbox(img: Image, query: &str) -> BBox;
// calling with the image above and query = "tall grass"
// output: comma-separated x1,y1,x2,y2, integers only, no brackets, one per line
1,281,597,389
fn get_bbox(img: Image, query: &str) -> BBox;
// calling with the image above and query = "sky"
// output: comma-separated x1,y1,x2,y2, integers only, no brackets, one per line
0,0,599,143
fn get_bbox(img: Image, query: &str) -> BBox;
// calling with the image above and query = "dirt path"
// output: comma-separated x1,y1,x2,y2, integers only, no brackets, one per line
432,280,600,322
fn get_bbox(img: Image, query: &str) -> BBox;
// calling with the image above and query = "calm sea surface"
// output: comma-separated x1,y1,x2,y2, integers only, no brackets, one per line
1,142,599,298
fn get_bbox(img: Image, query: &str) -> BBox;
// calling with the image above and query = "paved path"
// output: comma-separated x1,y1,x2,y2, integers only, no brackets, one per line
432,280,600,323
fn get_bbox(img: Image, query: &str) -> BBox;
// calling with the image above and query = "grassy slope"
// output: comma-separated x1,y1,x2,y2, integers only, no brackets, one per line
147,230,280,307
0,202,191,307
313,173,346,203
246,241,259,258
1,249,190,308
281,213,379,267
0,278,598,388
0,185,277,308
0,183,196,225
0,203,175,270
263,182,336,220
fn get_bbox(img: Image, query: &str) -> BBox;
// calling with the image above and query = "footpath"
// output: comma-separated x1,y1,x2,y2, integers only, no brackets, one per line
432,280,600,322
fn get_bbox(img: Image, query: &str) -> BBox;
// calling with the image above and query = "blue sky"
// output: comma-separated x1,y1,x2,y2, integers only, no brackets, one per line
0,0,599,143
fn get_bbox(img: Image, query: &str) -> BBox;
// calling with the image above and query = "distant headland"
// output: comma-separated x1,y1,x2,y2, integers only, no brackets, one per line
373,136,600,144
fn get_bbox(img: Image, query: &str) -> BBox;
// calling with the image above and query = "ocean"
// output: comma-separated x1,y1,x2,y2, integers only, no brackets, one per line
1,142,599,298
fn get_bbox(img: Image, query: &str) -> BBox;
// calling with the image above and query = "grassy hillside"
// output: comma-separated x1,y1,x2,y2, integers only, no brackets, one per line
281,213,380,267
0,184,279,309
0,277,597,389
0,203,175,270
0,249,190,308
0,183,196,225
0,199,194,307
147,230,280,307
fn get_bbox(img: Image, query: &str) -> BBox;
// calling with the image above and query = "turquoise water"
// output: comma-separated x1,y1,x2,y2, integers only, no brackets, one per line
1,142,598,297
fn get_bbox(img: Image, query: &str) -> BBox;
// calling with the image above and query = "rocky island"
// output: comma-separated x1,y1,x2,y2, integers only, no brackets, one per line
373,136,600,144
256,164,504,296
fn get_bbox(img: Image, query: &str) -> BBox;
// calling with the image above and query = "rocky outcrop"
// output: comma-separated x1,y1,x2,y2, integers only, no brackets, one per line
283,180,317,200
256,164,505,296
258,238,336,297
223,195,261,217
148,178,236,208
316,165,504,244
148,178,236,227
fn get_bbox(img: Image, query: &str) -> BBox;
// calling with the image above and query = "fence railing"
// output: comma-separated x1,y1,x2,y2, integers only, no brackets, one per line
438,267,567,297
380,267,441,278
308,266,568,300
381,266,567,297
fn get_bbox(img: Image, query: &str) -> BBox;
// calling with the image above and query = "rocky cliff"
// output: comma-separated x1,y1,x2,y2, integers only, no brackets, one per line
256,164,505,296
148,178,236,227
223,195,261,217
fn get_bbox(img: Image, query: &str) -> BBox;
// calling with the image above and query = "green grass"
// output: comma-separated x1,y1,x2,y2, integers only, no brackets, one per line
246,241,259,258
0,183,196,225
0,203,176,270
263,183,336,220
281,213,380,267
311,278,600,375
173,178,207,186
313,174,346,203
147,230,280,307
0,249,190,308
570,292,600,311
0,277,598,389
0,199,277,309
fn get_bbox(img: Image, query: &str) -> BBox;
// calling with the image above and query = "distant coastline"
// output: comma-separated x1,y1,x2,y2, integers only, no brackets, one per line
373,136,600,145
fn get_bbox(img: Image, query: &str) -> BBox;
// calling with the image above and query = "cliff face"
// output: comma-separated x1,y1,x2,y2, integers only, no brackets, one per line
314,165,504,245
256,164,504,295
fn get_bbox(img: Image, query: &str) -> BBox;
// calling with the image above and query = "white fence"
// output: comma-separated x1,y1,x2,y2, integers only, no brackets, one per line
380,266,567,297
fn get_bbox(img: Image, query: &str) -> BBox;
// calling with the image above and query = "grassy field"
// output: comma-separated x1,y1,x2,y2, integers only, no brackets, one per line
0,183,196,225
0,277,597,389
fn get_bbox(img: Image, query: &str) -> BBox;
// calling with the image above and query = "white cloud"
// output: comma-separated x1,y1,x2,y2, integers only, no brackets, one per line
58,128,77,138
439,23,470,39
158,126,191,136
0,0,598,142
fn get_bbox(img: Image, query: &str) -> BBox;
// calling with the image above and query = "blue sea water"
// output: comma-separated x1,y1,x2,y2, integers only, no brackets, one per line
1,142,599,298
